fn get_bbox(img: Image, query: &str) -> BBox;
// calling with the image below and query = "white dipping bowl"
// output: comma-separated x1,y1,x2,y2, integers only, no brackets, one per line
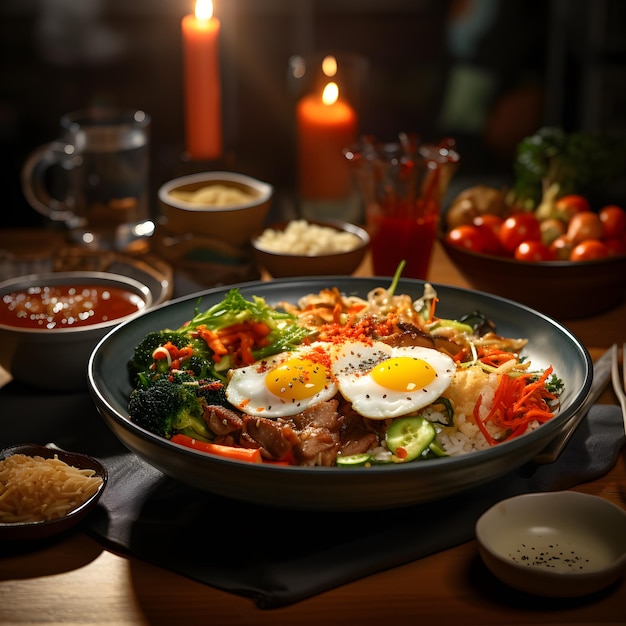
476,491,626,597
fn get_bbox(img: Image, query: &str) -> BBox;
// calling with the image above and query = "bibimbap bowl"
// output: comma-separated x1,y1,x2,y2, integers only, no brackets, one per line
88,277,592,511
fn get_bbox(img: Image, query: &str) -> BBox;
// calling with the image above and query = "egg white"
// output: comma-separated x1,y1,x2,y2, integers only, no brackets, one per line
331,340,456,419
225,343,338,418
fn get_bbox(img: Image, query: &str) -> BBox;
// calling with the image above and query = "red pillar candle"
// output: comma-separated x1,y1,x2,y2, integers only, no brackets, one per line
296,82,358,200
182,0,222,160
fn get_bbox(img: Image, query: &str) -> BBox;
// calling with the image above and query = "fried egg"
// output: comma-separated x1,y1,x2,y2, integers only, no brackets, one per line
225,343,338,417
331,340,456,419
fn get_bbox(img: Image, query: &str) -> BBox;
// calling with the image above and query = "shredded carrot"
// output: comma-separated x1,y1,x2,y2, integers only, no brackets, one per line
233,331,255,367
452,346,470,363
152,342,194,370
473,366,557,444
263,449,297,466
194,320,271,366
171,434,263,463
427,296,438,323
476,347,519,368
473,395,498,445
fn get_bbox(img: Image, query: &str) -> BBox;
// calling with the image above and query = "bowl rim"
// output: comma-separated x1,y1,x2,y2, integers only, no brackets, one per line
0,442,108,540
252,218,370,258
158,171,274,213
476,491,626,577
0,270,153,335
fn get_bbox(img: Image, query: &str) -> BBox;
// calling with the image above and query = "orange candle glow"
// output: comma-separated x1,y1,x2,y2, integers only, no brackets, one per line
182,0,222,160
296,82,358,200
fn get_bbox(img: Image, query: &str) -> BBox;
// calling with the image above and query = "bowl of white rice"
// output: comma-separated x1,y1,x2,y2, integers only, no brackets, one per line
252,219,370,277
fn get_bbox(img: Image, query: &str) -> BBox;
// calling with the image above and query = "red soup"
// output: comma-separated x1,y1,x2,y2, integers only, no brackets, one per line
0,285,145,330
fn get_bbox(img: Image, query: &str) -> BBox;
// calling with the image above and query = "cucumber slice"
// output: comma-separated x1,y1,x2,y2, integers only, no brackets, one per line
336,453,372,467
428,440,448,457
386,415,436,461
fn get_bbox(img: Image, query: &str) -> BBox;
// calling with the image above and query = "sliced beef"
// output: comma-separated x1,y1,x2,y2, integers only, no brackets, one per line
294,428,340,466
204,396,386,466
378,322,436,349
289,398,342,431
204,404,244,436
338,415,380,456
287,400,342,466
243,415,300,460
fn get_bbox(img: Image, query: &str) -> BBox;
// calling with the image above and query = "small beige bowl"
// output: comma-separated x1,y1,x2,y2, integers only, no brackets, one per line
158,171,274,248
0,271,152,391
476,491,626,597
252,219,370,277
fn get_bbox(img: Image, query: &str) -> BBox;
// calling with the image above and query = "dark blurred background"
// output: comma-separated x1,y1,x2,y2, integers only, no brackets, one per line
2,0,626,228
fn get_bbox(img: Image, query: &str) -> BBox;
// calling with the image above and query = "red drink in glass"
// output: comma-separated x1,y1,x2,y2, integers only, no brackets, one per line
345,135,459,280
369,198,439,279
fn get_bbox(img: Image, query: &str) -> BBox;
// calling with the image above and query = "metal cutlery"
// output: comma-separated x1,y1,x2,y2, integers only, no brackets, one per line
610,342,626,432
533,345,614,464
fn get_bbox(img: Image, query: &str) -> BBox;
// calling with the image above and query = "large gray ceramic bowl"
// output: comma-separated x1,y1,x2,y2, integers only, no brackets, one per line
88,277,593,511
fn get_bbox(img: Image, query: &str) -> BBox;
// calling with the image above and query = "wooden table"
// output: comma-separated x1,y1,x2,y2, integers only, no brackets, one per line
1,241,625,626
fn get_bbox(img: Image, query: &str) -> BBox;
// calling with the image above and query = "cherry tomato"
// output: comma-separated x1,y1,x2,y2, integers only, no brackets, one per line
445,225,487,253
598,205,626,239
472,214,505,254
566,210,604,245
549,234,574,260
514,240,556,262
498,213,541,253
604,236,626,257
554,194,591,221
569,239,609,261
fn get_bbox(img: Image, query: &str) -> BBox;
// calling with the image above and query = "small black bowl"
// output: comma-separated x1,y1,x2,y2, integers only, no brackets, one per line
0,443,107,541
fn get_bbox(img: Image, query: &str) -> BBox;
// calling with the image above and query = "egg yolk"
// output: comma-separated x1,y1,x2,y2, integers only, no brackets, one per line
265,358,331,402
371,356,436,392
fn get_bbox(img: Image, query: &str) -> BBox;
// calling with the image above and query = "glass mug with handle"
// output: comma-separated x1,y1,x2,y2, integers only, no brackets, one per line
21,108,154,251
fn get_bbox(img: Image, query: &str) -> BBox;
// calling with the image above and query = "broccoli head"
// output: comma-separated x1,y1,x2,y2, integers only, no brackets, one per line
128,374,216,440
127,330,215,386
128,331,186,382
510,126,626,211
196,378,229,407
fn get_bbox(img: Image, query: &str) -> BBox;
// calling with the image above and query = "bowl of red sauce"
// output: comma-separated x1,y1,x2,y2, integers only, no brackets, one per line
0,271,152,390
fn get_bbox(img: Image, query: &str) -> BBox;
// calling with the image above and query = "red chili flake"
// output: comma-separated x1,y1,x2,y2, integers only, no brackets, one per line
395,447,408,459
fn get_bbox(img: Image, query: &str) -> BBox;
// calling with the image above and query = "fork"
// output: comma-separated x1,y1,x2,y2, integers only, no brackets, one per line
610,342,626,432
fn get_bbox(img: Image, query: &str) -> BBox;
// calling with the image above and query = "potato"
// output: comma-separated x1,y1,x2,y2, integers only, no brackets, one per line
445,185,509,229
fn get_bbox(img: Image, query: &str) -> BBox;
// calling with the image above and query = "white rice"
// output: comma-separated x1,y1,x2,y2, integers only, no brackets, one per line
433,366,545,456
436,366,501,456
255,220,362,255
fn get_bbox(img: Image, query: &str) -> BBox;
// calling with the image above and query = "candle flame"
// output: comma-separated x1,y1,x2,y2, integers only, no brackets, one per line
322,82,339,106
322,55,337,77
195,0,213,20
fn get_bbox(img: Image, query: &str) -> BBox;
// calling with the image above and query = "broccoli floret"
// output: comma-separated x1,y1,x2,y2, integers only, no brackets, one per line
196,378,229,407
128,375,215,440
509,126,626,211
127,330,215,386
184,354,217,379
128,331,187,382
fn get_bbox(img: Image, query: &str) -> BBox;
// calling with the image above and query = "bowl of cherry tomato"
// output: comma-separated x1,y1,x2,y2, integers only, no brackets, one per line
440,192,626,320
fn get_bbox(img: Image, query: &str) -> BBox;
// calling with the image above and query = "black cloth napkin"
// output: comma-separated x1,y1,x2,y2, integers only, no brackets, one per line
0,380,623,609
